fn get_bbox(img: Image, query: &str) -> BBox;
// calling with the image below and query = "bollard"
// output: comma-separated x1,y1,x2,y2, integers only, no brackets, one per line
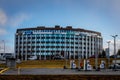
18,67,20,75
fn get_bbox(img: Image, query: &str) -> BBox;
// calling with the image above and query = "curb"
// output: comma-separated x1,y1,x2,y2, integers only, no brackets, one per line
0,68,9,74
18,66,64,69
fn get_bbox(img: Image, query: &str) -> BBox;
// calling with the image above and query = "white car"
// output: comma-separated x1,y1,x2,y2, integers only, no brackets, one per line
28,56,37,60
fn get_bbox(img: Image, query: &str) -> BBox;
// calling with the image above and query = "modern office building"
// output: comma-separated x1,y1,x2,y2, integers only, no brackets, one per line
15,25,103,60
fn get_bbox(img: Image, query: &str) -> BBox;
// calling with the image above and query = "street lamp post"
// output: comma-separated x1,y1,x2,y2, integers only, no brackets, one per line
111,35,118,70
3,40,5,54
95,36,98,70
107,41,111,68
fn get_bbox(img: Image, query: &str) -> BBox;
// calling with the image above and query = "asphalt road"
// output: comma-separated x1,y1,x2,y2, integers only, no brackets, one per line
2,68,120,75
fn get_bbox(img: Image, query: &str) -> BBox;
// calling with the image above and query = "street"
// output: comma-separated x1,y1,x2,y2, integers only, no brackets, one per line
2,68,120,75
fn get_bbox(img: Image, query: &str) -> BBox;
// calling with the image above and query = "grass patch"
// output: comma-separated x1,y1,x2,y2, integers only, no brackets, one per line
17,58,120,68
0,64,7,68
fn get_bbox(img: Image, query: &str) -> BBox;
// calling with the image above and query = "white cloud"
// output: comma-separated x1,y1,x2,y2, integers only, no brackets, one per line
0,8,29,28
0,9,29,54
5,45,14,53
0,8,29,53
104,39,120,55
9,13,29,27
0,44,14,53
0,9,7,26
0,28,7,35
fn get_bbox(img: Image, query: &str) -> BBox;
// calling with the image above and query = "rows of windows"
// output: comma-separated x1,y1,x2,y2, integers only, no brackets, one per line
16,36,101,42
16,38,102,42
16,41,100,46
16,46,96,51
16,42,101,46
16,35,96,38
16,51,95,55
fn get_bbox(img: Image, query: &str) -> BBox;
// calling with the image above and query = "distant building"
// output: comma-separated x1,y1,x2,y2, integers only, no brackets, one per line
15,25,103,60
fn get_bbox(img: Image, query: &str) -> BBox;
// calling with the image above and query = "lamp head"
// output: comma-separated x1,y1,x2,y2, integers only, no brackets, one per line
115,35,118,37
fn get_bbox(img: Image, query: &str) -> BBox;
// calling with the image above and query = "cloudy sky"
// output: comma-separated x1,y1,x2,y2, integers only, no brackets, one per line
0,0,120,55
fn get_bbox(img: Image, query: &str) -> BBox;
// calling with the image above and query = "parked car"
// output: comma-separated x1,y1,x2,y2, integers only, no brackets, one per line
108,64,120,69
28,56,37,60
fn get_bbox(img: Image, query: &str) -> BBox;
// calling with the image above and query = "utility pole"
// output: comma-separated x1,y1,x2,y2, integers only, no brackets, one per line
107,41,111,68
111,35,118,70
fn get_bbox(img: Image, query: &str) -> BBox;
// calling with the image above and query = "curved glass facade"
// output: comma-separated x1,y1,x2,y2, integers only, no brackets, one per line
15,26,103,60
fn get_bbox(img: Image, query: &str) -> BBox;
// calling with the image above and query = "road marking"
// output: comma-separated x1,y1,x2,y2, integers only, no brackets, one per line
0,68,9,74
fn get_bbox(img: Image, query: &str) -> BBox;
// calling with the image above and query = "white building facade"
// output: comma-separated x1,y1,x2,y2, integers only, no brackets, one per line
15,26,103,60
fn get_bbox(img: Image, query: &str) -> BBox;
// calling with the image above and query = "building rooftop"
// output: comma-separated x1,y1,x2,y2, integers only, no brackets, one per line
16,25,101,36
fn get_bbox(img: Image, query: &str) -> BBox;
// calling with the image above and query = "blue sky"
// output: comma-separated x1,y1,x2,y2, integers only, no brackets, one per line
0,0,120,55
